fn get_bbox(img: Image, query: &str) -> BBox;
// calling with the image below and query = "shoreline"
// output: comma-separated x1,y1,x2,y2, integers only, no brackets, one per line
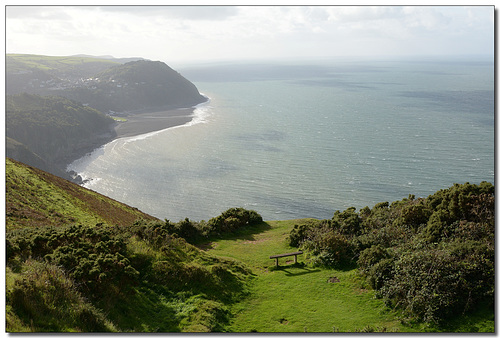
113,107,196,139
63,98,210,180
113,96,210,139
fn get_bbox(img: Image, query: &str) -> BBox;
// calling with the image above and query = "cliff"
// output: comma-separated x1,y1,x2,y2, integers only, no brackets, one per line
6,54,207,181
6,93,116,180
6,54,207,113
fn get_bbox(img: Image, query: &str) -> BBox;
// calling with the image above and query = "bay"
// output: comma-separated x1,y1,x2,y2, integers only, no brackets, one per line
68,58,494,221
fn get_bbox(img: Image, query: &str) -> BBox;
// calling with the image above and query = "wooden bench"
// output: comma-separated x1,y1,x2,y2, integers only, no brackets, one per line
270,251,303,267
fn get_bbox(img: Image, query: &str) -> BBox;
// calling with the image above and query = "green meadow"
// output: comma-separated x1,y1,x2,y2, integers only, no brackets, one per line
202,220,411,332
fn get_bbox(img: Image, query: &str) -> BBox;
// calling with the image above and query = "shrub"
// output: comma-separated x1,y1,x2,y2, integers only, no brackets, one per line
300,224,356,268
357,245,390,272
288,182,495,326
379,240,494,324
7,224,139,296
367,258,395,291
287,220,321,247
331,207,362,237
132,208,263,244
206,208,263,236
7,260,113,332
398,203,432,229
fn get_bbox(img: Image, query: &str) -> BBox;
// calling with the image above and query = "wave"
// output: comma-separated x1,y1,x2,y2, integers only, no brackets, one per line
121,96,213,144
67,97,213,178
187,94,212,126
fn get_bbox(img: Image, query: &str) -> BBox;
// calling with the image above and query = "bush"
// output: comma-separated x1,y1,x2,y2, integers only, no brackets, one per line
132,208,263,244
7,224,139,296
367,258,395,291
206,208,263,236
287,219,322,247
288,182,495,326
331,207,362,237
300,223,356,268
7,260,113,332
357,245,390,272
379,239,494,324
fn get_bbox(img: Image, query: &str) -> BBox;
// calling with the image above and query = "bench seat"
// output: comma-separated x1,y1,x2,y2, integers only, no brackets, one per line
270,251,303,266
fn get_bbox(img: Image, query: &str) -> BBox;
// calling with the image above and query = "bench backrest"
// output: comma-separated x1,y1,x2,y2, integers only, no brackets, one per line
269,251,303,259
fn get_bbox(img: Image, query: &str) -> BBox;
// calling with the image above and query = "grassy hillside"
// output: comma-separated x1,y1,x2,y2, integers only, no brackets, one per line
202,218,494,332
5,158,494,332
6,158,158,230
64,60,207,112
6,93,116,181
5,158,255,332
201,219,404,332
6,54,120,94
6,54,207,113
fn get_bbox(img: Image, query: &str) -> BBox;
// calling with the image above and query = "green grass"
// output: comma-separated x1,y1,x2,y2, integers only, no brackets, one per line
6,158,158,229
111,116,127,122
201,219,413,332
6,158,102,228
6,54,118,73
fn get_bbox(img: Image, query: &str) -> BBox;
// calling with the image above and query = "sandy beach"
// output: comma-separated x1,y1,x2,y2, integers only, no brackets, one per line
60,106,197,171
113,107,195,139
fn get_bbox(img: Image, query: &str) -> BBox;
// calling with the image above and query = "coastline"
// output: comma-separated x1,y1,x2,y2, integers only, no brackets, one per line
63,98,210,181
113,107,195,139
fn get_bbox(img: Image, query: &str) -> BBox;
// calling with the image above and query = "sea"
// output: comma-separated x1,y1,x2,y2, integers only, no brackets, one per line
67,57,495,222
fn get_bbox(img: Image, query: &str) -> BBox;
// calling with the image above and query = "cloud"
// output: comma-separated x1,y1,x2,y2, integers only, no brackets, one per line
96,5,239,20
6,6,73,20
5,6,494,63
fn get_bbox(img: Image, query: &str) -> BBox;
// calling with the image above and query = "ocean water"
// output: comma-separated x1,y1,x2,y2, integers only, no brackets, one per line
68,58,494,221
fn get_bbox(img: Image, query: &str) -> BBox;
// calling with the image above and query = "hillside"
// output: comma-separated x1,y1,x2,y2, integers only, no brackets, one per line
6,158,159,230
6,54,207,113
6,54,207,182
6,158,256,332
6,54,121,95
5,159,494,332
84,60,207,111
6,93,116,181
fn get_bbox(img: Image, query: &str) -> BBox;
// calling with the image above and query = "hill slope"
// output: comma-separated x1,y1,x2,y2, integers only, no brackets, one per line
86,60,207,111
6,158,254,332
5,159,494,332
6,93,116,181
6,53,120,95
6,54,207,113
6,54,207,182
6,158,159,230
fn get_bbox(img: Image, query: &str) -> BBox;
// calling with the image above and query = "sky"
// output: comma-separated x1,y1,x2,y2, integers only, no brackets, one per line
4,5,495,66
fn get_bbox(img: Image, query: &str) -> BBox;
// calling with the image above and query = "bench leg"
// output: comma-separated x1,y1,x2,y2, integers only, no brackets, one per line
275,258,279,267
294,255,298,263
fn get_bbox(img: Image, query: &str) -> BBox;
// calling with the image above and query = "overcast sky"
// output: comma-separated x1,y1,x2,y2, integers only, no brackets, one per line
5,5,494,66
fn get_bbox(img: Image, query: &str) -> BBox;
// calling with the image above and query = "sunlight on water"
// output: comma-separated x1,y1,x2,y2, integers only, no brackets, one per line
68,59,494,221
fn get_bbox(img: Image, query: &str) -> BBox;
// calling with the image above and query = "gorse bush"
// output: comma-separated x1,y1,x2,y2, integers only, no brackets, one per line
133,208,263,244
380,238,494,324
287,182,494,324
7,260,114,332
207,208,263,235
6,207,257,332
7,224,139,296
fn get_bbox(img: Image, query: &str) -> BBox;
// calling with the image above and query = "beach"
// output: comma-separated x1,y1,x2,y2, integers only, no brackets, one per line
113,107,195,138
62,105,201,174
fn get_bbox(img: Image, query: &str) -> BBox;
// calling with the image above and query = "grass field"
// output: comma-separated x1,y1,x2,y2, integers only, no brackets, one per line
7,54,118,72
201,219,420,333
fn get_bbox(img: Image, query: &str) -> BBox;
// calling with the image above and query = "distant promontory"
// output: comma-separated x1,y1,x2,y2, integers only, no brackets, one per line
6,54,208,181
